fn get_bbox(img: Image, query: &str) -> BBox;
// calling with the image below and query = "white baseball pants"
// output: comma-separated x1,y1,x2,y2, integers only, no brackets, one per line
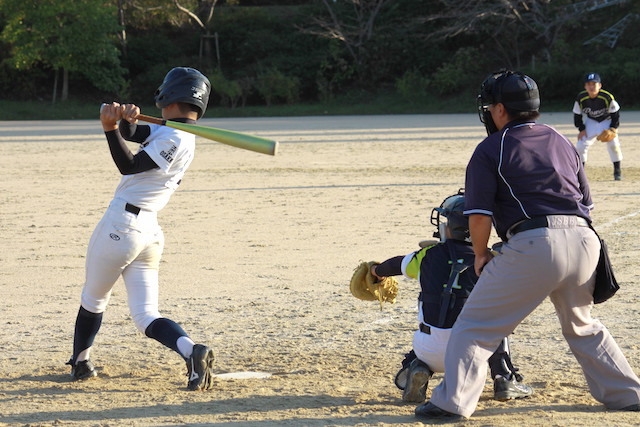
80,198,163,332
576,118,622,163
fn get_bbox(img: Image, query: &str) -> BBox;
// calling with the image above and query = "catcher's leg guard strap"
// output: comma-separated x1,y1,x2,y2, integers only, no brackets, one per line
488,337,513,379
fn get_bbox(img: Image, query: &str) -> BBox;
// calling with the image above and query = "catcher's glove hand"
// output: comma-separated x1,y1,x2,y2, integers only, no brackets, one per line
597,128,617,142
350,261,398,310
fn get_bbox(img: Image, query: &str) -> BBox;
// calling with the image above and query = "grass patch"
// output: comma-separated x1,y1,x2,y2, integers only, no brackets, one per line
0,90,479,121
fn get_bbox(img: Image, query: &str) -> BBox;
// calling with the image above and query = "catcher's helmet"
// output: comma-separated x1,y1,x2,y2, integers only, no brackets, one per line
430,189,469,242
477,69,539,135
154,67,211,118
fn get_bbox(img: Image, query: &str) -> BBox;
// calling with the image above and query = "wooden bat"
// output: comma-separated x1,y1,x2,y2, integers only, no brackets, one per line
100,104,278,156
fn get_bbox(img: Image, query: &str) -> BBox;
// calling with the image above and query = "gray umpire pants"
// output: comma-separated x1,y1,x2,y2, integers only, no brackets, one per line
429,225,640,418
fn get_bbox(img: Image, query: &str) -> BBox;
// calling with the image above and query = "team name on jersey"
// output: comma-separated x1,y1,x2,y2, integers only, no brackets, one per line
160,145,177,163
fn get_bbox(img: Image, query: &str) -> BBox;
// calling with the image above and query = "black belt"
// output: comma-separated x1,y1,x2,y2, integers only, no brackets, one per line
125,203,141,215
419,324,431,335
509,216,589,237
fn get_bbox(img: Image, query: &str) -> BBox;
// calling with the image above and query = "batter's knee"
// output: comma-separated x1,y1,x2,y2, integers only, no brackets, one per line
132,311,161,333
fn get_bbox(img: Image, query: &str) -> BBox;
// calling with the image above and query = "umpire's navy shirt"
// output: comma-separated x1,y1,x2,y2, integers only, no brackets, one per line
464,119,594,241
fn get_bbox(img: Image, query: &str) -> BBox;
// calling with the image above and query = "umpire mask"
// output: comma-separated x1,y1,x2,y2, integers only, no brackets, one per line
477,69,540,135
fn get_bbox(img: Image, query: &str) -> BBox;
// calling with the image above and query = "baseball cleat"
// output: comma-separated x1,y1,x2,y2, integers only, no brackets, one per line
186,344,215,391
402,358,433,403
493,375,533,401
67,359,97,381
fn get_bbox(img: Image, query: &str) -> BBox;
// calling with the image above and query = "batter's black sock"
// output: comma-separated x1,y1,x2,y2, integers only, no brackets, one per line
72,306,103,364
614,161,621,173
145,318,189,355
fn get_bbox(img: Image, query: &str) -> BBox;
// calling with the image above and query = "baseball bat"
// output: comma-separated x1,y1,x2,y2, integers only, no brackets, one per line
100,104,278,156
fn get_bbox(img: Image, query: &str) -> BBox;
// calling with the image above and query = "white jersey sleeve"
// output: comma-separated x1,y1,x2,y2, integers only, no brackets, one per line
572,101,581,115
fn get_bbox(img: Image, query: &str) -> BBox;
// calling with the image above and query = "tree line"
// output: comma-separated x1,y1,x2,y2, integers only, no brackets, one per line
0,0,638,113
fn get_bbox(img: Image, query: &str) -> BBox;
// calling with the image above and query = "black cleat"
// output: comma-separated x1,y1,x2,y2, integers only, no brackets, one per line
415,401,464,421
493,375,533,401
186,344,215,391
66,359,97,381
402,358,433,403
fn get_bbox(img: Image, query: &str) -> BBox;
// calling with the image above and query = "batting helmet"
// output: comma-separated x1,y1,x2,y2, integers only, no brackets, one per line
430,189,470,242
477,70,540,134
154,67,211,118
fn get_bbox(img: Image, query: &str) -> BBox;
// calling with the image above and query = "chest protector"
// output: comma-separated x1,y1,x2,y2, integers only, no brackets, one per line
419,240,478,328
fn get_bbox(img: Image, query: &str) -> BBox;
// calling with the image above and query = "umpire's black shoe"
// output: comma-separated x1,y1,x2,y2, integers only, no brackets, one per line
415,401,464,421
493,375,533,401
402,358,433,403
621,403,640,411
186,344,215,391
66,359,97,381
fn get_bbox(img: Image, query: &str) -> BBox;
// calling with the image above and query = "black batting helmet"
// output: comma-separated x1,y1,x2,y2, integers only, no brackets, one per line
154,67,211,118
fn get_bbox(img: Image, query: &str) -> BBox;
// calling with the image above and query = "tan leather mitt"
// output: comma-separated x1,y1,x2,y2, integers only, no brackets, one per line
597,128,617,142
350,261,398,309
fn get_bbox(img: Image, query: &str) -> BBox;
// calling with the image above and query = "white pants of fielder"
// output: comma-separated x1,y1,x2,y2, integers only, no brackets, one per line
576,117,622,163
80,198,164,333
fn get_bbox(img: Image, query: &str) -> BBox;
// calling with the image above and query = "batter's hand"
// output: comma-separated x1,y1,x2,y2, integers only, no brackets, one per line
578,130,586,141
100,102,122,132
121,104,140,125
474,249,494,276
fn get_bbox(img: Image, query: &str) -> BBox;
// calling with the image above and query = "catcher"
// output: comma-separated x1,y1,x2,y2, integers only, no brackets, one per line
573,72,623,180
355,190,532,404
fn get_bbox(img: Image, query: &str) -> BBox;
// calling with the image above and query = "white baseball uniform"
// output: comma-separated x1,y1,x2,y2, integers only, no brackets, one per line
573,90,622,163
81,124,195,332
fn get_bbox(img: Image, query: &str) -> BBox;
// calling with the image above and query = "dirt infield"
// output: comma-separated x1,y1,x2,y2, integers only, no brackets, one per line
1,112,639,426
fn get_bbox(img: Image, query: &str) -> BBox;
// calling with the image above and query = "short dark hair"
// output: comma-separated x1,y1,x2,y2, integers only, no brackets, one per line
177,102,201,116
505,108,540,121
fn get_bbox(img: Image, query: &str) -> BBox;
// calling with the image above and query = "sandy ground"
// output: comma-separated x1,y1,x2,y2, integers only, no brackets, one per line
1,112,639,427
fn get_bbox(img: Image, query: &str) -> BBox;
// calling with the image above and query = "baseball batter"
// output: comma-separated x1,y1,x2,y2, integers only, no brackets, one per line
67,67,215,391
573,72,623,180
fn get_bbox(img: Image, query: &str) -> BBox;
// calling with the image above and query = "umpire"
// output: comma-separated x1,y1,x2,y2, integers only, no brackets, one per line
415,70,640,420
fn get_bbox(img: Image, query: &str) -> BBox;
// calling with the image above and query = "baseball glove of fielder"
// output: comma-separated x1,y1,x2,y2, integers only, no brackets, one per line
350,261,398,309
597,128,617,142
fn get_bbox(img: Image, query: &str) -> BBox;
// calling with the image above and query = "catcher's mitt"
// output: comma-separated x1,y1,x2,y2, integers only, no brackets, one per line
350,261,398,309
597,128,617,142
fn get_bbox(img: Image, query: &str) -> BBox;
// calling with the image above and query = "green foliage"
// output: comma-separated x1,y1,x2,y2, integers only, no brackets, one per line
0,0,125,93
208,69,242,108
430,47,487,96
396,69,429,102
254,67,300,106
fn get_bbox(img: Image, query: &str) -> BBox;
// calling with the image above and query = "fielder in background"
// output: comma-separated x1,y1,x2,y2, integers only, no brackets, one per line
573,72,623,180
371,190,532,406
66,67,216,391
415,70,640,421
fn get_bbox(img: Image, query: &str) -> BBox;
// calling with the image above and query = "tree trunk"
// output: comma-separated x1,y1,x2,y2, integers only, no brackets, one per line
52,68,58,105
62,68,69,102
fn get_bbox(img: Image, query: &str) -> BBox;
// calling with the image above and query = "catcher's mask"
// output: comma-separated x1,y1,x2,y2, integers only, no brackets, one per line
430,189,470,243
477,69,540,135
154,67,211,118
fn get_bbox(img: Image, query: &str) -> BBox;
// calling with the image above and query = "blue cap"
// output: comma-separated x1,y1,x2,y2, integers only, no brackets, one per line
584,73,601,83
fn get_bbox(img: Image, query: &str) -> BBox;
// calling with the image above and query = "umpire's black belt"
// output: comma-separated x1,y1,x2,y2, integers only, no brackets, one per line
125,203,141,215
507,215,589,240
